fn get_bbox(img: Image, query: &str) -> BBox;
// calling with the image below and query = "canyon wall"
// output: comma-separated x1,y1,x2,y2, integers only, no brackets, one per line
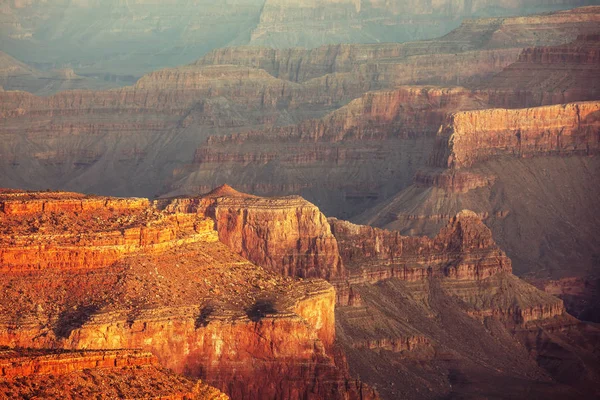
2,187,600,399
163,185,344,280
432,101,600,169
0,189,375,400
169,86,490,218
483,34,600,108
1,7,598,210
201,6,600,83
0,349,228,399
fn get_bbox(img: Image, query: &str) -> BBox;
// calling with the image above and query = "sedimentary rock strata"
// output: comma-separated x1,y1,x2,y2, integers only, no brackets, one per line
483,34,600,108
170,86,490,217
0,189,374,400
164,185,344,280
0,349,228,399
432,101,600,169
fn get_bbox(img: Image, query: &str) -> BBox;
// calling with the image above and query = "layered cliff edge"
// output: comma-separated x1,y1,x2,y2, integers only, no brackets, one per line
0,189,376,400
0,349,228,399
356,99,600,322
162,186,600,399
2,187,599,398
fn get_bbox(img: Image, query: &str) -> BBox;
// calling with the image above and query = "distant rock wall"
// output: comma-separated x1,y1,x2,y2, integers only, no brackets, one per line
431,101,600,169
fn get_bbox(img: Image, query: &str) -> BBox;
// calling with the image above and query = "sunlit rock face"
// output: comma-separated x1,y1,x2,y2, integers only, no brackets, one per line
0,189,376,400
355,99,600,324
0,349,229,400
171,187,600,400
2,186,600,399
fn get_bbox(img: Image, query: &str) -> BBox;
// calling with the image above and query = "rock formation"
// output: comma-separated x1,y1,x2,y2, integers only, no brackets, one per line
0,188,376,400
168,86,491,218
432,101,600,169
0,349,228,399
482,34,600,108
356,99,600,323
164,185,344,280
174,186,600,399
2,186,600,399
1,7,598,206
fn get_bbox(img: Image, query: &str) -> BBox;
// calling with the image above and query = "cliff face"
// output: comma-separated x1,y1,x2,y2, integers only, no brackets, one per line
0,63,345,199
483,34,600,108
170,86,489,218
355,99,600,322
164,185,344,280
202,6,600,82
0,189,374,400
3,187,600,399
330,211,557,319
432,101,600,169
0,349,228,400
3,7,598,206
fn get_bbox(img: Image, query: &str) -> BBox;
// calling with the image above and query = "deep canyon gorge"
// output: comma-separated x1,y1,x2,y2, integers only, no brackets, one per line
0,2,599,399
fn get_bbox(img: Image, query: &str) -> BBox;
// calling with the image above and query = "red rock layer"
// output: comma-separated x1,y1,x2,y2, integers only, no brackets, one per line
0,349,228,400
163,186,344,280
0,189,374,400
331,210,512,282
0,349,157,379
0,191,214,272
330,211,565,325
169,187,565,329
431,101,600,169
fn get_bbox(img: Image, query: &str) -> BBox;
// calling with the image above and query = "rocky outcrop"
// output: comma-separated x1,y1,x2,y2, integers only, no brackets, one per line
0,349,228,399
431,101,600,169
163,185,344,280
0,191,214,272
0,189,375,400
332,210,512,281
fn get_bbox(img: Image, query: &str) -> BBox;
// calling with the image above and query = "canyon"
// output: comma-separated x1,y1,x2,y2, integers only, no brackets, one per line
0,188,376,399
0,3,599,399
1,187,598,399
1,7,598,209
